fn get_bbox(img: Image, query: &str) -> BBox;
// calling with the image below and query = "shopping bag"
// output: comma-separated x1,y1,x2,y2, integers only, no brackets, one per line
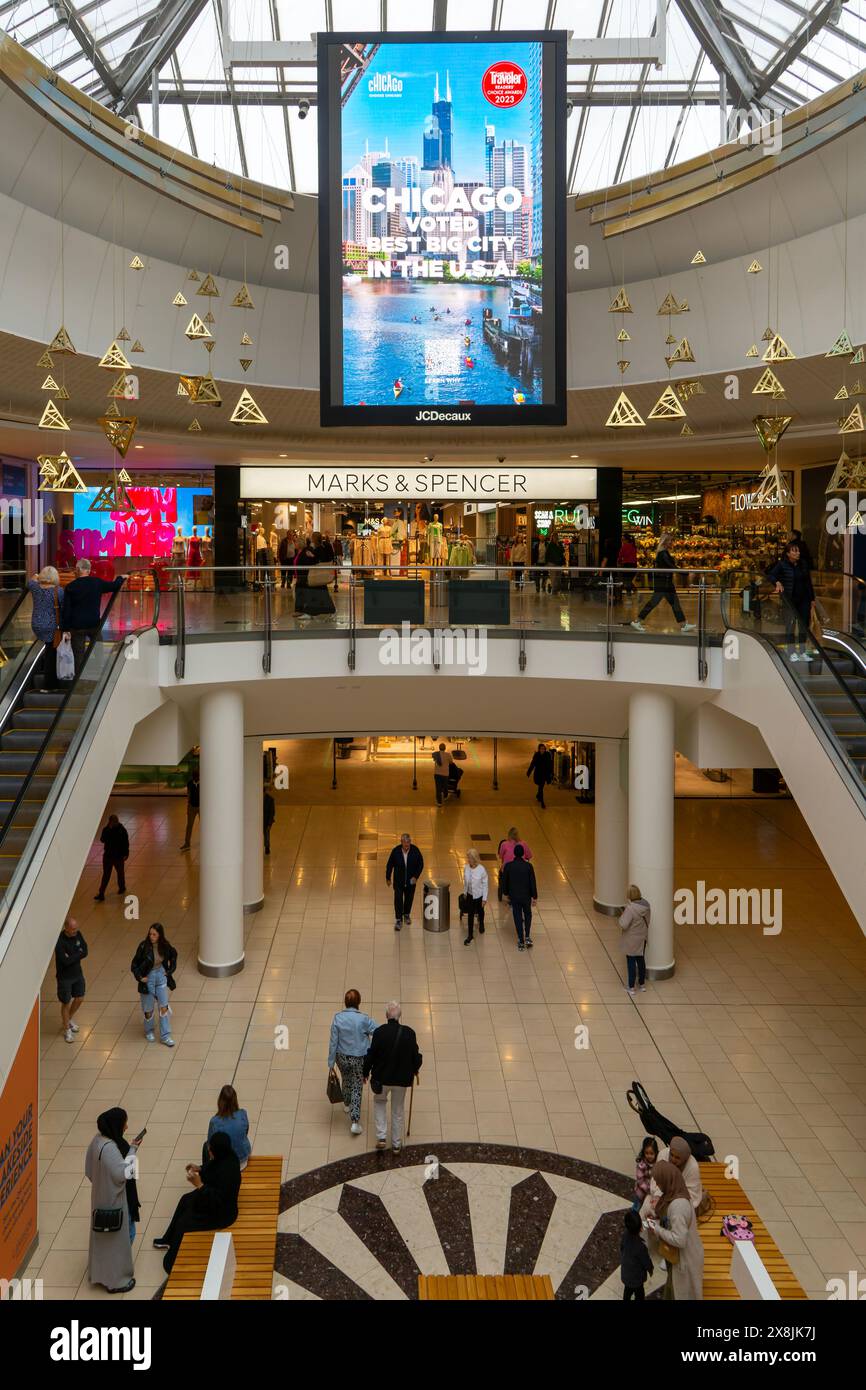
326,1068,343,1104
56,634,75,682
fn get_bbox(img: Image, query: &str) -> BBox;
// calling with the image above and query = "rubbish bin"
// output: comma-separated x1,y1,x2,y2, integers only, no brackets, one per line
422,880,450,933
429,571,447,611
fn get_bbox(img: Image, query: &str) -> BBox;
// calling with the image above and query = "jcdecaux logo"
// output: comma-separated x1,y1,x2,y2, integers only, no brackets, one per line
415,410,472,422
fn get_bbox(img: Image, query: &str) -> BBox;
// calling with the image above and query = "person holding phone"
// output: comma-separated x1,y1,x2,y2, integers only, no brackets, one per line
84,1108,139,1293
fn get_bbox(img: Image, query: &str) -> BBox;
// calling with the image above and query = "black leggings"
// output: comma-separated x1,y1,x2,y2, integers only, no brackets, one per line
638,589,685,624
466,896,485,938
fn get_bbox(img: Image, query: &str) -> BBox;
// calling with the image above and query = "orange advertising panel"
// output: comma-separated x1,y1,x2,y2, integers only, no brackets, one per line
0,1000,39,1282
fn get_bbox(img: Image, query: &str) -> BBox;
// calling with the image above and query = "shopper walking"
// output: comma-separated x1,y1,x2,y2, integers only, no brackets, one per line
527,742,553,808
278,530,296,588
620,1208,653,1300
618,531,638,594
501,844,538,950
328,989,377,1135
385,833,424,930
295,531,336,620
94,813,129,900
84,1108,138,1293
641,1160,705,1301
61,557,124,676
619,885,650,995
205,1085,252,1169
131,923,177,1046
363,1001,423,1154
544,526,566,595
153,1131,241,1274
462,848,488,945
497,827,532,901
788,528,813,571
263,785,275,855
631,534,696,633
179,768,200,850
510,535,527,587
768,541,816,662
432,742,456,804
55,916,87,1042
27,565,64,691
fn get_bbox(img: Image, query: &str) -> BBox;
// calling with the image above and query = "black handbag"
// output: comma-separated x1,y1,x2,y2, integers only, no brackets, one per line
326,1068,343,1105
92,1143,125,1233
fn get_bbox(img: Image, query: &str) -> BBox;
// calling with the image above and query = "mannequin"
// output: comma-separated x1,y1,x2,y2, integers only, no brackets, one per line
269,526,279,558
427,512,445,563
201,525,213,567
254,523,271,587
377,516,394,575
185,525,204,589
391,509,407,571
171,525,185,568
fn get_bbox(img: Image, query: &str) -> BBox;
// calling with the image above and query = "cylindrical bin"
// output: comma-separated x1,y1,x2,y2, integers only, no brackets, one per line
429,570,447,611
422,880,450,932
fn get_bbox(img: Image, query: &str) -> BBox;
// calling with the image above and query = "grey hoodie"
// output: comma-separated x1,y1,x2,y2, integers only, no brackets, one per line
619,898,650,955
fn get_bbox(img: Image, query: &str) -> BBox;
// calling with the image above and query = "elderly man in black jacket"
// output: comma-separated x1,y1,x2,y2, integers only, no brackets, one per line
363,1001,422,1153
385,833,424,931
501,843,538,950
61,558,124,675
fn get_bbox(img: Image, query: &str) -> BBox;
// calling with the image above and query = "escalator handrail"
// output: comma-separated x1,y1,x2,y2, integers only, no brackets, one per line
0,572,160,854
0,579,34,645
720,581,866,784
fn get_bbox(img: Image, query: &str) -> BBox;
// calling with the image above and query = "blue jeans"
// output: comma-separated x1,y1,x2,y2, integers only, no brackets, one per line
140,966,172,1039
129,1219,136,1243
627,955,646,988
511,901,532,943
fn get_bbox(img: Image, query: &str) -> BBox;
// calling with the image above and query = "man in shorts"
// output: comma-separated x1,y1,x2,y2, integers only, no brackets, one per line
55,916,88,1043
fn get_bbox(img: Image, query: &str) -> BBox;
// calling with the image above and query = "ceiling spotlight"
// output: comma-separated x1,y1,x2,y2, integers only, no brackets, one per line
570,453,579,459
298,98,310,120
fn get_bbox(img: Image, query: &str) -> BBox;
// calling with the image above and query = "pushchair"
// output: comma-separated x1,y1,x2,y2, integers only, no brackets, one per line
626,1080,715,1161
447,762,463,798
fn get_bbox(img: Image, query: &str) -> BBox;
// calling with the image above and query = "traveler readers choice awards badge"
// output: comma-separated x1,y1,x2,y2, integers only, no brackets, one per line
482,61,527,107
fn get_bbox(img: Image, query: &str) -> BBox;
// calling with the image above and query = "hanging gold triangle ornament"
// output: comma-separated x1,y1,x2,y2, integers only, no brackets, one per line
616,329,630,342
753,415,793,451
117,468,132,483
196,375,222,407
129,255,144,270
691,251,706,265
131,340,144,353
188,418,202,433
36,351,54,369
835,385,849,401
763,334,796,362
657,292,681,315
98,341,132,371
49,325,76,355
97,415,137,457
752,367,786,397
667,338,695,365
617,360,630,373
41,375,59,391
850,347,864,365
38,400,69,430
197,274,220,297
605,392,645,428
648,385,686,420
104,400,121,418
839,404,865,434
230,389,268,425
747,260,763,273
172,292,188,307
827,330,855,357
56,384,70,401
239,358,252,372
608,288,632,313
746,345,759,358
240,333,252,347
231,283,254,309
185,314,212,340
116,327,131,342
88,481,135,513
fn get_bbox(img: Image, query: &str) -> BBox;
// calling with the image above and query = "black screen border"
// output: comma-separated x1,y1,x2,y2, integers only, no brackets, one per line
317,29,567,429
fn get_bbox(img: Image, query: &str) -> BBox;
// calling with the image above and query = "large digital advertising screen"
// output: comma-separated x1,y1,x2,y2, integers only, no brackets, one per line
318,31,566,428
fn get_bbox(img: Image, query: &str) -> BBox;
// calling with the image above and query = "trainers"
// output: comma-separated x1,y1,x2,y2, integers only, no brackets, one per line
518,942,525,951
162,1036,175,1048
152,1238,170,1249
145,1032,155,1043
64,1027,75,1043
392,1144,402,1154
179,844,190,852
464,937,473,946
375,1139,387,1150
801,651,815,662
350,1122,362,1135
639,985,647,993
627,987,636,996
93,894,105,902
525,938,534,949
394,920,401,931
69,1021,80,1033
681,622,696,633
630,619,645,631
403,915,411,924
789,652,800,662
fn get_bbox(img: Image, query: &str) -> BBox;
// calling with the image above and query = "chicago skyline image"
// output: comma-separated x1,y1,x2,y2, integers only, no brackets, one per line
337,40,546,410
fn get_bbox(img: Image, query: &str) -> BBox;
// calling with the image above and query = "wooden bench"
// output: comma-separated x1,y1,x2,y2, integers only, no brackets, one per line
698,1162,807,1300
418,1274,554,1300
162,1155,282,1301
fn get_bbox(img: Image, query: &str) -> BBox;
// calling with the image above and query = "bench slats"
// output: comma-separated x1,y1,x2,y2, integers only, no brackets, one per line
163,1155,281,1301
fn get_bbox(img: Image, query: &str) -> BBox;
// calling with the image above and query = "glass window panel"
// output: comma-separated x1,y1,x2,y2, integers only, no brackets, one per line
221,0,272,40
572,105,632,192
287,104,318,192
145,104,194,156
331,0,379,29
190,104,241,172
499,0,549,27
556,0,604,33
275,0,326,38
173,4,221,73
446,0,493,29
237,104,291,189
388,0,435,29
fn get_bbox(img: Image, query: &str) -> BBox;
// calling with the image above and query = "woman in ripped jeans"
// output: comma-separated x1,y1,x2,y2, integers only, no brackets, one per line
131,923,178,1047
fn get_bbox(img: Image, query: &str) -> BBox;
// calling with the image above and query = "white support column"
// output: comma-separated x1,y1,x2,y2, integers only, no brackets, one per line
198,688,245,977
628,690,675,979
593,739,628,915
243,736,264,914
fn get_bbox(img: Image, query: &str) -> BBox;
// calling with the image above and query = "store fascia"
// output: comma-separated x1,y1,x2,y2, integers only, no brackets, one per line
239,465,600,567
622,471,793,577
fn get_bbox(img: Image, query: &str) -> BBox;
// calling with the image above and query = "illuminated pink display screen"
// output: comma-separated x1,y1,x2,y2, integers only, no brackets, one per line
71,486,212,558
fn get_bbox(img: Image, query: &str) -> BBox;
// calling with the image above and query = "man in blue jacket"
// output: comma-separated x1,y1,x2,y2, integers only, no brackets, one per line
385,833,424,931
61,558,124,675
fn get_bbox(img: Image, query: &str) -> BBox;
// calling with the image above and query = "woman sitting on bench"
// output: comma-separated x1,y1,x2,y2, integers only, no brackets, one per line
154,1130,241,1273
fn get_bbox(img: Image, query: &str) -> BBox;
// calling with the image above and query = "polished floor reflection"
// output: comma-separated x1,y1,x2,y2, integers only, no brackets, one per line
29,761,866,1300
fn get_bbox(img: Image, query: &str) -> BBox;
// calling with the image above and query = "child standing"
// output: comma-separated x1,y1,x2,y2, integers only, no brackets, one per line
620,1208,654,1301
633,1136,659,1211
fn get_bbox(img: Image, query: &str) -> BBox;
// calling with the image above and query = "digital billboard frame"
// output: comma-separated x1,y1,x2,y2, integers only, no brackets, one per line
317,30,567,429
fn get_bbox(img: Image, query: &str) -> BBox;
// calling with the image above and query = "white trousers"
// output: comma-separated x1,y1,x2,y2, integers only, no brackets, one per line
373,1084,407,1145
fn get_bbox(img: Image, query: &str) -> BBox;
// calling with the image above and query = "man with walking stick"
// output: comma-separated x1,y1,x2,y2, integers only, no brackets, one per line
363,1001,423,1154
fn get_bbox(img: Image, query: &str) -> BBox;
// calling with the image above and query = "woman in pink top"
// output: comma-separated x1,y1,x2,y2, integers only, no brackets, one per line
498,827,533,865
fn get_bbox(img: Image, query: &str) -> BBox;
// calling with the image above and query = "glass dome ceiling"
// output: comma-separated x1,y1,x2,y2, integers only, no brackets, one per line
2,0,864,195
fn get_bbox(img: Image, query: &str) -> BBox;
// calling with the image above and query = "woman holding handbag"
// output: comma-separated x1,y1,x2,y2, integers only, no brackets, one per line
327,989,377,1136
131,923,177,1047
641,1160,704,1300
27,565,65,691
84,1107,138,1293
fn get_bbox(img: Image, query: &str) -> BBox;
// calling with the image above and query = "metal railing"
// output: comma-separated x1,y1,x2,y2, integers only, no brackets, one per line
157,562,724,682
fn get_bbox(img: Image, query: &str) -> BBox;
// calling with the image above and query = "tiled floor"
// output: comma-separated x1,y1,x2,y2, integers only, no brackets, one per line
29,739,866,1300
